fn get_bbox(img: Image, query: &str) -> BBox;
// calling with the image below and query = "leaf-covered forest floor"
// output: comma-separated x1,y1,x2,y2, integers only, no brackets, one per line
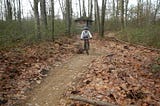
0,37,77,106
64,36,160,106
0,33,160,106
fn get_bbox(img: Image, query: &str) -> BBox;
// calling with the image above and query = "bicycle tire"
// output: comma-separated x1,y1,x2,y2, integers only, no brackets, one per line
84,39,89,55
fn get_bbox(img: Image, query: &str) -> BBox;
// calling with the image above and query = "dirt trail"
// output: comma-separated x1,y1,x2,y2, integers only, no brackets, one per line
24,42,103,106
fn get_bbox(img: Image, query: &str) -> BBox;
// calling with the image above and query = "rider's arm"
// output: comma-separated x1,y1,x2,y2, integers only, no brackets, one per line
80,31,84,39
88,31,92,38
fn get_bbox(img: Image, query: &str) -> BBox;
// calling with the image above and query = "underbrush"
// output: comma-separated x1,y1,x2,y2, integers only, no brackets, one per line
0,19,77,49
117,25,160,49
0,20,35,48
151,57,160,74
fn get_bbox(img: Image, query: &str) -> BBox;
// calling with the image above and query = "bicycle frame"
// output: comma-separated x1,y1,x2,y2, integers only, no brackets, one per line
83,38,89,55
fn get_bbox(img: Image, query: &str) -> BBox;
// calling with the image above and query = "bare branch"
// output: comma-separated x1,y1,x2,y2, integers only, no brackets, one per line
70,95,118,106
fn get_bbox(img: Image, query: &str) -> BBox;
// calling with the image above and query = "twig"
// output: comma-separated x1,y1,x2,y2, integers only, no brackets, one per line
69,95,118,106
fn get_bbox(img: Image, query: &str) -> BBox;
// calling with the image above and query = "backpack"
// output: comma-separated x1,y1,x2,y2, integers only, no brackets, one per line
83,31,89,38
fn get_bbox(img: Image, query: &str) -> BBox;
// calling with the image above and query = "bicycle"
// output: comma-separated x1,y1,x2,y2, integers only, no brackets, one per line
83,36,90,55
80,27,92,55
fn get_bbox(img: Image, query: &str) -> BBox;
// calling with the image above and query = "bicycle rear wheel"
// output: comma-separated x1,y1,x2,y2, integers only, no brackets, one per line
84,39,89,55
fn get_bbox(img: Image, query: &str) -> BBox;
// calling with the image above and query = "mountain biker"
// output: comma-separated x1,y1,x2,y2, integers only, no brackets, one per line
80,26,92,54
80,27,92,40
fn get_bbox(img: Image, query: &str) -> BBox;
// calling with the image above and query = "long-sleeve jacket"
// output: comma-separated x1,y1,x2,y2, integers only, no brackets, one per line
80,30,92,39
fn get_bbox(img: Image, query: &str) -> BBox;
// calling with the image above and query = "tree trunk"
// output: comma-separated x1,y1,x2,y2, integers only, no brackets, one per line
51,0,54,41
58,0,65,20
34,0,41,40
112,0,115,18
88,0,90,17
116,0,119,20
146,0,151,25
78,0,82,17
137,0,143,26
94,0,97,31
121,0,124,29
4,0,7,20
40,0,47,30
100,0,107,37
6,0,12,21
153,0,160,24
0,0,3,20
125,0,128,27
89,0,93,19
13,0,16,20
18,0,21,21
65,0,72,36
17,0,21,28
95,0,100,34
82,0,86,17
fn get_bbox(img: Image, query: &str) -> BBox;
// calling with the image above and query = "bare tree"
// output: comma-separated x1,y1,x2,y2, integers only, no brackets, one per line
146,0,151,25
94,0,106,37
6,0,12,21
82,0,86,16
51,0,54,41
29,0,34,11
94,0,100,33
125,0,129,26
0,0,3,20
137,0,143,26
116,0,119,20
100,0,107,37
153,0,160,23
88,0,93,18
94,0,97,30
78,0,82,17
17,0,21,25
65,0,72,36
34,0,41,39
121,0,125,29
112,0,116,18
40,0,47,30
13,0,16,20
58,0,65,20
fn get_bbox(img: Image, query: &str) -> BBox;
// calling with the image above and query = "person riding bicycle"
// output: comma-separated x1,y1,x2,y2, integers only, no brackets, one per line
80,27,92,40
80,26,92,54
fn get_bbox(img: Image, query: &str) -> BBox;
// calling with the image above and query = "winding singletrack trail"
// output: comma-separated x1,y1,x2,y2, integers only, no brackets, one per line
24,41,104,106
23,37,160,106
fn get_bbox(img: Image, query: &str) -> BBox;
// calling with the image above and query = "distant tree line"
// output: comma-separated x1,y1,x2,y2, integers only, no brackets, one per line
0,0,160,47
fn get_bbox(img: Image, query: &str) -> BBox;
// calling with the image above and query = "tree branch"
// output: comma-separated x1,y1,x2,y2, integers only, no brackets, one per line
29,0,34,11
69,95,118,106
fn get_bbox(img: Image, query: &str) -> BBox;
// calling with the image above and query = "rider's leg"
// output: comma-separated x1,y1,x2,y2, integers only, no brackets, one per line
88,40,90,50
86,40,89,55
84,40,86,50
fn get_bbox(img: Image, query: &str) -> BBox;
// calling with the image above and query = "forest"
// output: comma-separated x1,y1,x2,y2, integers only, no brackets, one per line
0,0,159,48
0,0,160,106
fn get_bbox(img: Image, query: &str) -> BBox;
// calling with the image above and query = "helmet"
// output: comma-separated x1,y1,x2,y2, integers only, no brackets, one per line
83,26,89,30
